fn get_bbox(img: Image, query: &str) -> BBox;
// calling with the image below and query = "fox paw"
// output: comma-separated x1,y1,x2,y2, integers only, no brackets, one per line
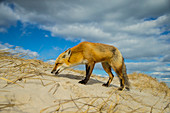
78,80,87,84
125,87,130,91
102,83,109,87
118,87,125,91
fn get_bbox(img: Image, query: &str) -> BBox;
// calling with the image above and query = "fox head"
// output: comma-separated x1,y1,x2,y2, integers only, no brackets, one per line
51,49,72,75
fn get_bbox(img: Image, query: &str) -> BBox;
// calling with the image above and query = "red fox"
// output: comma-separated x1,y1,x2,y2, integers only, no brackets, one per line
51,41,130,91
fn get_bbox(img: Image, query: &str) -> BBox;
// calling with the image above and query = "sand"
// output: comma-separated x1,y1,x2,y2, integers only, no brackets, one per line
0,51,169,113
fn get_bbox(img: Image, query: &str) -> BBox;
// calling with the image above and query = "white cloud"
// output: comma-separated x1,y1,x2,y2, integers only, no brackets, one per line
0,42,39,58
121,15,170,35
4,43,14,48
46,59,55,64
41,24,112,42
0,2,19,31
0,0,170,81
44,34,48,38
151,72,170,77
161,55,170,62
0,28,6,32
14,47,39,58
53,46,62,51
126,61,170,80
117,37,170,60
126,62,167,72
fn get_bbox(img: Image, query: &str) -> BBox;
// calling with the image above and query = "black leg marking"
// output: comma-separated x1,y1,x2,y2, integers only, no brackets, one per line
102,83,109,87
118,79,125,91
102,78,110,87
79,63,95,85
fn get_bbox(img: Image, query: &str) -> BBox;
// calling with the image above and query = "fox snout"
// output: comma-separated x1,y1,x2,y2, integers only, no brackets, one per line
51,70,55,74
51,69,60,75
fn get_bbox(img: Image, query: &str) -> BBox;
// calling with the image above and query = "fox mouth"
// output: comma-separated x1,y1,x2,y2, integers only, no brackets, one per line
55,69,60,75
51,69,60,75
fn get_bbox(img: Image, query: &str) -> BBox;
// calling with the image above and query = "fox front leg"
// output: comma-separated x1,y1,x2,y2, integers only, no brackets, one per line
79,63,95,84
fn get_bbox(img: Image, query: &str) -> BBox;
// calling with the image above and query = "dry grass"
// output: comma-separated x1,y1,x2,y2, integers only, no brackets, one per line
128,72,170,97
0,49,53,83
40,90,120,113
0,49,169,113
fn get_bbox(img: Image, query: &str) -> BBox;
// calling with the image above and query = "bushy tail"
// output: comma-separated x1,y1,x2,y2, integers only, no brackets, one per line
122,58,130,88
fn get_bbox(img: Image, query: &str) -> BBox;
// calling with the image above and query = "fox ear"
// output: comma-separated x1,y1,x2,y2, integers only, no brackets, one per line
63,49,71,58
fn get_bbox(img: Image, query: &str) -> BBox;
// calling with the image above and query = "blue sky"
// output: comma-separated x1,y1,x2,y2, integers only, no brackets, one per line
0,21,79,60
0,0,170,86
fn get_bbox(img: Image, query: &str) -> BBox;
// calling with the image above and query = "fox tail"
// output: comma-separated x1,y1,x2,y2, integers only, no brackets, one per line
122,58,130,90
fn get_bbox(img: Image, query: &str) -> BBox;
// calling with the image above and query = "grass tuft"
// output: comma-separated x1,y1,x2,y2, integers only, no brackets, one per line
0,49,169,113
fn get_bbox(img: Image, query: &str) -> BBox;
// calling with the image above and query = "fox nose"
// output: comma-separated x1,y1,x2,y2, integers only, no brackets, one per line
51,70,55,74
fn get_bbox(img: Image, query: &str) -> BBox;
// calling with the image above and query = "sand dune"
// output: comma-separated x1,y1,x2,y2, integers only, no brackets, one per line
0,50,169,113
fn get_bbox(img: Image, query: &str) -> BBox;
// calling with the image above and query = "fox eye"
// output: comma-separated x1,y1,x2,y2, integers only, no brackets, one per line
56,63,61,66
62,55,66,58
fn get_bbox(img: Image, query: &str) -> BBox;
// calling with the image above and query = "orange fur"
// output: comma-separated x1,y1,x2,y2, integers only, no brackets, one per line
51,41,130,91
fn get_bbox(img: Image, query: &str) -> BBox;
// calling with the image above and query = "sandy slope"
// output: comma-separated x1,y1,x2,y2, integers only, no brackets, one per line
0,52,169,113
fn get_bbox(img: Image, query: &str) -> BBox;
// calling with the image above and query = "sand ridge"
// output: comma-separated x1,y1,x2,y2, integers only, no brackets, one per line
0,50,169,113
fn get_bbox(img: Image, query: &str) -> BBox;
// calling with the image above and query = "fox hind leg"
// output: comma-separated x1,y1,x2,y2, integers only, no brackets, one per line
101,62,114,87
116,69,126,91
118,76,125,91
109,63,125,91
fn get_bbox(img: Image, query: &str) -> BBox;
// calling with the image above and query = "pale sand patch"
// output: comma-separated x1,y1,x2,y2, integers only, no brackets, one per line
0,50,169,113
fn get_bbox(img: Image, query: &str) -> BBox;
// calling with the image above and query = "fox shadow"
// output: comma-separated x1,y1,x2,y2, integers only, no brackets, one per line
55,74,119,88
